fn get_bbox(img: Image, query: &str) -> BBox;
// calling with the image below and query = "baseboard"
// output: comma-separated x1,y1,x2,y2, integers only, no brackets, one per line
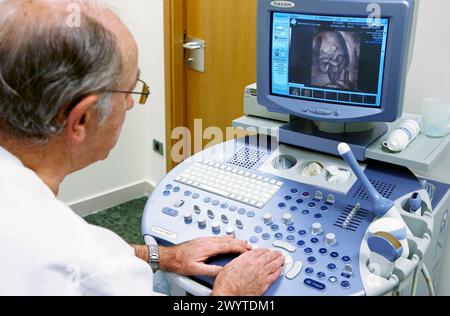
69,181,155,217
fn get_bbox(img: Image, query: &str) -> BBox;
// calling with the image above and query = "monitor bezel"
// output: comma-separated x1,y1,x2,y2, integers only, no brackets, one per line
257,0,416,123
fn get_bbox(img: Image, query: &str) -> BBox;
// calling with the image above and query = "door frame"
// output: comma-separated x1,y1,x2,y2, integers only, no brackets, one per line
164,0,186,171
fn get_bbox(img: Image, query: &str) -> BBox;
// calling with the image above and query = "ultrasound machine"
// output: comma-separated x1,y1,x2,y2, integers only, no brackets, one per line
143,0,450,296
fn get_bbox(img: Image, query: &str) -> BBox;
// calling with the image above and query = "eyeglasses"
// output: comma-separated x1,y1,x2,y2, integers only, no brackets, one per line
106,79,151,105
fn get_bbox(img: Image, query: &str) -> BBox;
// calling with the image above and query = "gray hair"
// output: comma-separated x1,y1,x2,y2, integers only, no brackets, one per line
0,1,123,141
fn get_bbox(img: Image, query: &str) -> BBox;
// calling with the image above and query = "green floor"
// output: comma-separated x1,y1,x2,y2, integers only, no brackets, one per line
84,197,148,245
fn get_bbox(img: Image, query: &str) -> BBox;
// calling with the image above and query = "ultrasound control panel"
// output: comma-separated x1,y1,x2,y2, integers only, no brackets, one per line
142,136,425,296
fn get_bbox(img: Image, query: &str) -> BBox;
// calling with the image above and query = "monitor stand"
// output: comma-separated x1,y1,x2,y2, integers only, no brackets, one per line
279,118,388,161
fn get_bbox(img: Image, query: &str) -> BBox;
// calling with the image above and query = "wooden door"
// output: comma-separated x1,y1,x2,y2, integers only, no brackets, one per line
165,0,257,170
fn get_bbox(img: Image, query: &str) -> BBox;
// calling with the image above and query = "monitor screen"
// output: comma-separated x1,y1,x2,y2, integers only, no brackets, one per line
271,12,389,108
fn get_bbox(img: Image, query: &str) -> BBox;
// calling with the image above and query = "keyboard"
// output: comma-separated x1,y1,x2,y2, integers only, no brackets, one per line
175,161,283,208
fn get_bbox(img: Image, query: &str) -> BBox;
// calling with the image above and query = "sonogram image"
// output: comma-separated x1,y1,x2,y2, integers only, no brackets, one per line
311,31,360,90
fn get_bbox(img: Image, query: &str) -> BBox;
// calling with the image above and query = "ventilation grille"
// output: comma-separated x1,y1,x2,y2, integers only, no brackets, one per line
227,148,265,170
353,180,397,201
334,205,370,232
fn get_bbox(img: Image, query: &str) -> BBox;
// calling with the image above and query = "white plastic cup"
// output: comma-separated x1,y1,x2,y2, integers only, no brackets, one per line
383,119,420,152
421,97,450,138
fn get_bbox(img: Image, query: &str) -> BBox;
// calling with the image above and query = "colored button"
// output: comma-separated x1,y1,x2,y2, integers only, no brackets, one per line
341,281,351,289
319,248,328,255
298,230,307,236
238,208,247,215
220,203,229,209
307,256,317,264
328,276,338,284
254,226,263,234
304,278,326,292
165,184,173,190
278,203,287,209
173,187,181,192
287,226,296,233
184,191,192,197
330,252,340,259
203,197,211,203
274,233,284,240
287,235,296,242
290,206,298,212
317,272,326,280
162,207,179,217
303,192,310,197
262,233,271,241
291,189,299,194
311,238,319,244
305,268,315,275
192,193,200,199
304,248,313,254
212,200,220,206
273,240,296,253
308,202,316,208
285,195,292,201
271,225,280,232
327,263,337,271
174,200,185,208
321,206,329,211
247,211,256,218
250,237,259,244
229,205,237,212
342,256,351,263
297,199,304,204
302,210,310,215
163,191,171,197
314,213,323,219
297,240,306,248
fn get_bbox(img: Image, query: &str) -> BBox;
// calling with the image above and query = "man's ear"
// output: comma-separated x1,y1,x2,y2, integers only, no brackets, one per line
65,95,100,145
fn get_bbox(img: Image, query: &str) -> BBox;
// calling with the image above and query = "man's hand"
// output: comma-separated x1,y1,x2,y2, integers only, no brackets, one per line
212,248,285,296
159,236,251,277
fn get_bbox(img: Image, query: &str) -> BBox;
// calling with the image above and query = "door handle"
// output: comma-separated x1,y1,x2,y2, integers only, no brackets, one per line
183,42,203,50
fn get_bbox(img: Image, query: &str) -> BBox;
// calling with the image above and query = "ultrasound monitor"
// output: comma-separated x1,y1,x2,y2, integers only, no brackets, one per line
257,0,418,123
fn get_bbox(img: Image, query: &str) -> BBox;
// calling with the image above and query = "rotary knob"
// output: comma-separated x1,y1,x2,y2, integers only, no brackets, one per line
325,233,337,246
283,214,293,225
311,223,323,235
197,217,206,228
211,221,221,233
226,227,235,236
263,213,273,225
183,211,193,223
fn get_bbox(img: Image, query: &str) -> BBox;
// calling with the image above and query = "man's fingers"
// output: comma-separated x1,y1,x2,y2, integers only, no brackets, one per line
264,255,285,276
260,250,283,265
266,266,283,283
193,263,223,277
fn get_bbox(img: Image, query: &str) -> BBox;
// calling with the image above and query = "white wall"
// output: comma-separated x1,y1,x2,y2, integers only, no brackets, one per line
59,0,166,210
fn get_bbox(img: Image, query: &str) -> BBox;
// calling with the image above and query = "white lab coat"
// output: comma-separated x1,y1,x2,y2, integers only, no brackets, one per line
0,146,156,296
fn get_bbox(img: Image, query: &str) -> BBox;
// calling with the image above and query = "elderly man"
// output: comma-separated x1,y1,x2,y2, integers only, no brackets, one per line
0,0,284,296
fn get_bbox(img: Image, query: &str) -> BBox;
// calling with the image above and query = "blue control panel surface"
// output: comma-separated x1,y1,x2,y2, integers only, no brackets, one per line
142,136,423,296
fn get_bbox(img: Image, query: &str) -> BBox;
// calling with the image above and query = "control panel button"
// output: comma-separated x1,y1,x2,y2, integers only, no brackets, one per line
319,248,328,255
330,252,340,259
174,200,185,208
291,188,299,194
325,233,337,246
343,264,354,276
203,197,211,203
304,248,313,254
286,261,303,280
271,225,280,232
212,200,220,206
183,211,193,223
254,226,263,234
283,214,293,225
262,233,271,241
287,226,296,233
229,205,237,212
226,227,235,236
304,278,326,292
307,256,317,264
342,256,351,263
197,217,206,228
311,238,319,244
340,281,351,289
263,213,273,225
162,207,179,217
249,236,259,244
297,240,306,248
207,210,215,219
296,199,304,204
165,184,173,190
278,203,287,209
163,191,171,197
314,191,323,201
247,211,256,218
221,214,229,224
238,208,247,215
328,276,338,284
290,206,298,212
274,233,284,240
327,263,337,271
194,205,201,214
211,221,221,234
305,267,315,275
317,272,326,280
273,240,296,253
326,194,335,205
236,220,244,230
311,223,323,235
173,187,181,193
287,235,296,243
298,230,307,236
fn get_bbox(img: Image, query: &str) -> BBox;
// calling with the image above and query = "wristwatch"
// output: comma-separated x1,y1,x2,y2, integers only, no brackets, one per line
148,244,160,273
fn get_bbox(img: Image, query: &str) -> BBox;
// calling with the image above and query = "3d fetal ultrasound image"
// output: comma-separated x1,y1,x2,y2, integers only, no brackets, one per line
311,31,361,91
